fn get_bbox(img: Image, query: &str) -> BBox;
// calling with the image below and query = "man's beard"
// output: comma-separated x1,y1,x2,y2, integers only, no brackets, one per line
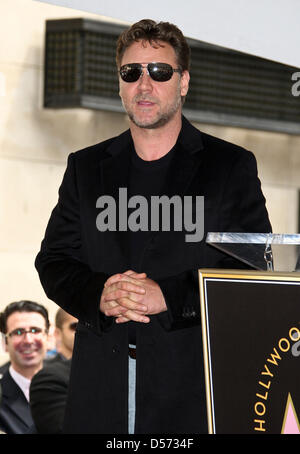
124,90,182,130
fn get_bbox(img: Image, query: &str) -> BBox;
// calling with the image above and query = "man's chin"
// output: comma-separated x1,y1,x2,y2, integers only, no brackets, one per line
129,114,172,130
19,352,39,364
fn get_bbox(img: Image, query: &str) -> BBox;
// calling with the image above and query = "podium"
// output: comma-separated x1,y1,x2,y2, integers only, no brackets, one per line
199,233,300,434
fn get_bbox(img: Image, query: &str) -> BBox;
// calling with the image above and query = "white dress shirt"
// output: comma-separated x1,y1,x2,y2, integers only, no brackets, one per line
9,365,31,401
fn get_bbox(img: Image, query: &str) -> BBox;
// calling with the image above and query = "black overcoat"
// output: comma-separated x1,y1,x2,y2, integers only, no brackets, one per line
35,117,271,434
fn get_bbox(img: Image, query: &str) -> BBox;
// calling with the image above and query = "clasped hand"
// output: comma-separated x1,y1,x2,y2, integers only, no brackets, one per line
99,270,167,324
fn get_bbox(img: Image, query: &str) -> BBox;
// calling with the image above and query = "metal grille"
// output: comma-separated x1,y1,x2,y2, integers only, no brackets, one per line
82,31,119,98
186,43,300,129
44,19,123,109
45,30,81,95
44,18,300,134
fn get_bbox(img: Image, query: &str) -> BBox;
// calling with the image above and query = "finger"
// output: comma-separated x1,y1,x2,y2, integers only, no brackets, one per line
101,301,125,317
105,281,146,297
104,273,123,288
110,304,148,318
115,310,150,324
102,296,146,317
117,280,146,294
104,289,144,304
100,297,118,313
105,296,147,314
115,315,130,323
114,314,131,323
124,270,147,279
103,302,148,319
104,272,146,288
105,304,129,317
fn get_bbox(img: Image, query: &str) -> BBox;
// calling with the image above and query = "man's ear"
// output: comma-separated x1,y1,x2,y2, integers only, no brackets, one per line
180,70,190,97
2,333,8,351
54,327,61,339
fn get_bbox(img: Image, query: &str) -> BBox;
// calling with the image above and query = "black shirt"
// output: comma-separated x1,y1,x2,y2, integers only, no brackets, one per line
128,146,175,344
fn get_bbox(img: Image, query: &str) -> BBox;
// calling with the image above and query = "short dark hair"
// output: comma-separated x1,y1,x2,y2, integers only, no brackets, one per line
116,19,191,71
0,300,50,334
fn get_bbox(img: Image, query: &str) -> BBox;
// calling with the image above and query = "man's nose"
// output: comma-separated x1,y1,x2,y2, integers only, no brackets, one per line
137,69,153,90
22,331,35,341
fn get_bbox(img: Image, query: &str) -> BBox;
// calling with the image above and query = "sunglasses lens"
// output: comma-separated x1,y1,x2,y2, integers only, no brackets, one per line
148,63,173,82
120,64,141,82
120,63,177,82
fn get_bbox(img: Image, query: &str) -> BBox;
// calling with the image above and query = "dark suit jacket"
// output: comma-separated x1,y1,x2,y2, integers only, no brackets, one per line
35,116,271,434
30,358,71,434
0,362,10,378
0,370,35,434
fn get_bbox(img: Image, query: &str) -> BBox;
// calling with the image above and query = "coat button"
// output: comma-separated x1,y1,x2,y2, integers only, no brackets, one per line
182,306,191,318
182,305,197,319
112,345,119,354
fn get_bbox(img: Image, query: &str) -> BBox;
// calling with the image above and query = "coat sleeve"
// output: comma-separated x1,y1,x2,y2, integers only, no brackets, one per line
29,361,70,434
156,150,272,331
35,153,112,334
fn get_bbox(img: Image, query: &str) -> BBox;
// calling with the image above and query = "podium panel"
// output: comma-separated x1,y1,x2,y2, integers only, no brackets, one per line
198,269,300,434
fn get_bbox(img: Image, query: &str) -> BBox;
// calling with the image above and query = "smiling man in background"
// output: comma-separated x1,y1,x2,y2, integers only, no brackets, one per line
0,300,49,434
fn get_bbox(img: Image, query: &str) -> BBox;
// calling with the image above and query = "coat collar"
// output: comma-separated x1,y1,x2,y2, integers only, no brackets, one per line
163,116,205,198
100,115,205,198
177,115,204,155
104,115,204,158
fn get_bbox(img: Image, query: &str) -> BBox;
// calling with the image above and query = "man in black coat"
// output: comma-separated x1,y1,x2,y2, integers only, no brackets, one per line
35,19,271,434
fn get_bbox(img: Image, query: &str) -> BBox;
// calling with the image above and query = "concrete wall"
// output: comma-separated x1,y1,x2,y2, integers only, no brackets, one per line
1,0,300,363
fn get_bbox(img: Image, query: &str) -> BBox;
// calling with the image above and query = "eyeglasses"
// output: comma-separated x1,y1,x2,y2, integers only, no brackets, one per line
119,62,182,83
6,327,47,339
69,322,77,331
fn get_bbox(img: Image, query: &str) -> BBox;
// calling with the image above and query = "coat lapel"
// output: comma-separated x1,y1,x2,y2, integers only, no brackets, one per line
100,129,133,199
9,394,32,428
1,371,33,431
98,129,133,266
162,116,205,197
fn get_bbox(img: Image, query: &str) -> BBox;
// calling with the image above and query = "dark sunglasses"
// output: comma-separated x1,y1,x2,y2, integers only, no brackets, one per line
119,62,182,83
